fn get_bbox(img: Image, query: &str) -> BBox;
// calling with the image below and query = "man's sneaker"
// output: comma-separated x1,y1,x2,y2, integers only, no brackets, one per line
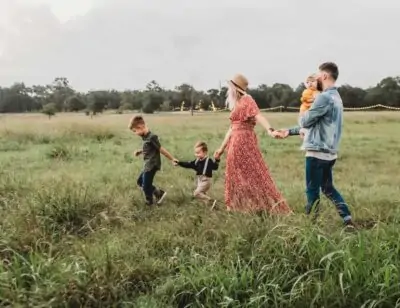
155,190,167,205
210,200,217,210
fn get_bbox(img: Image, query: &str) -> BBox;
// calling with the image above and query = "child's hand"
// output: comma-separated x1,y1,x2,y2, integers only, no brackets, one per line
214,149,223,160
172,159,179,166
134,150,142,157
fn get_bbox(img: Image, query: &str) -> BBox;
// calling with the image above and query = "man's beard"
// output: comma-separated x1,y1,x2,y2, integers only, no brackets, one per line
316,79,323,91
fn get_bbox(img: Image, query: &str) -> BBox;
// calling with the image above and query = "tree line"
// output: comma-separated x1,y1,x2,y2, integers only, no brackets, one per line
1,76,400,116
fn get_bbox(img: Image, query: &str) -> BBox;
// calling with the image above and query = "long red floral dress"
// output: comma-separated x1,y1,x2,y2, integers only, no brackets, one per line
224,94,291,214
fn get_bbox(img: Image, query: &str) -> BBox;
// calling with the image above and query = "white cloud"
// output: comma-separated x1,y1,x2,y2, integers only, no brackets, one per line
12,0,95,22
0,0,399,90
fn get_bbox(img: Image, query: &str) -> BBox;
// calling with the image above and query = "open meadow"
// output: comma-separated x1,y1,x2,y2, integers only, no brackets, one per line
0,111,400,307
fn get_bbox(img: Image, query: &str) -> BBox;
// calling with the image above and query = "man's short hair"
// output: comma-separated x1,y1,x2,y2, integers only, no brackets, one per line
319,62,339,81
129,115,145,129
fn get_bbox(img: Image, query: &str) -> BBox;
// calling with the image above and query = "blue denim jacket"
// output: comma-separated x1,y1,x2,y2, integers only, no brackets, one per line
288,87,343,154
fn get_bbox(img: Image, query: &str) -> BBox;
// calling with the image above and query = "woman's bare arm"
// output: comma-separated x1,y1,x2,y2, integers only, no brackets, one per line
215,127,232,158
255,114,274,135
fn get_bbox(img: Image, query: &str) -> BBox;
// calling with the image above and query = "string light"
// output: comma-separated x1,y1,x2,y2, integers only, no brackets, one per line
212,104,400,112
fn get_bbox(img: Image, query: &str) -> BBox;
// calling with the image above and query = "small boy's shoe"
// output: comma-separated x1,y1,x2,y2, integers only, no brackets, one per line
344,220,357,232
155,190,167,205
145,200,153,206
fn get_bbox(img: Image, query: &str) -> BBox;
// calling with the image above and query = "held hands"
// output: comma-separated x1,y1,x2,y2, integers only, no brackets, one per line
172,158,179,166
271,129,289,139
214,148,223,160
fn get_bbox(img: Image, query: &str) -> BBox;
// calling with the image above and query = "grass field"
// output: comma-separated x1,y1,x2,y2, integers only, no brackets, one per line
0,111,400,307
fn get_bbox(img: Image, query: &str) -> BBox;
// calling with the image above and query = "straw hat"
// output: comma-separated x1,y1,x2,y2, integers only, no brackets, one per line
228,74,248,94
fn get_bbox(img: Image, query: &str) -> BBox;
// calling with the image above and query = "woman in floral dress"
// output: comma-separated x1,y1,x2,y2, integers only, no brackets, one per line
214,74,291,214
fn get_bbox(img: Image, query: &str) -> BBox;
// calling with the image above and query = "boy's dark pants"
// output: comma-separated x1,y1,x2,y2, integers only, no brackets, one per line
305,157,352,222
137,167,158,203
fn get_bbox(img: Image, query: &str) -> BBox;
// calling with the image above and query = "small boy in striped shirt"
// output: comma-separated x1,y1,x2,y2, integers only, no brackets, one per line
173,141,219,208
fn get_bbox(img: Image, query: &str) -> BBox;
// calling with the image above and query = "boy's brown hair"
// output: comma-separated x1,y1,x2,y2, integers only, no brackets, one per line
194,141,208,152
129,115,145,129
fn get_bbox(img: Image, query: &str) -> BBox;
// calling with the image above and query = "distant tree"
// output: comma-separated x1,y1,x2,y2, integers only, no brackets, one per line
42,103,57,119
106,90,122,109
146,80,163,92
338,85,366,108
48,77,75,111
65,95,86,111
87,91,108,115
0,83,37,112
1,74,400,114
32,85,51,109
120,91,135,110
175,83,194,109
159,99,171,111
142,92,163,114
375,77,400,106
218,86,228,108
289,83,306,107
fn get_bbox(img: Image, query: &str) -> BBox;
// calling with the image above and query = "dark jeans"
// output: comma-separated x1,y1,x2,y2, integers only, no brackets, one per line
137,168,158,203
305,157,352,222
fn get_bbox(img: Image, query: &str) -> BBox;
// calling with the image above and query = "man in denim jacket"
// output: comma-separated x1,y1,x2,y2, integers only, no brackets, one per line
278,62,355,229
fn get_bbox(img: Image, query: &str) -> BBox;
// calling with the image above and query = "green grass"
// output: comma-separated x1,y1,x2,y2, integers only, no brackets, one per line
0,111,400,307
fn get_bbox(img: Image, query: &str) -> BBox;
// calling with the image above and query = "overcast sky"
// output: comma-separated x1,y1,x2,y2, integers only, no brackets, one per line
0,0,399,91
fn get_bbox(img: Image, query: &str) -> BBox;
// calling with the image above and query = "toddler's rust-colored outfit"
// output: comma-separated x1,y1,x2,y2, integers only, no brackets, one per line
300,88,319,112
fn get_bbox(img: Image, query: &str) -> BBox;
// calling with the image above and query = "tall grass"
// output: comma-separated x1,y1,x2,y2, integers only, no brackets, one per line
0,112,399,307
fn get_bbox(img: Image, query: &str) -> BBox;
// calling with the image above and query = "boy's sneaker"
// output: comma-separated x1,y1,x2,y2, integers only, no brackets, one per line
155,190,167,205
344,220,357,232
145,200,153,206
